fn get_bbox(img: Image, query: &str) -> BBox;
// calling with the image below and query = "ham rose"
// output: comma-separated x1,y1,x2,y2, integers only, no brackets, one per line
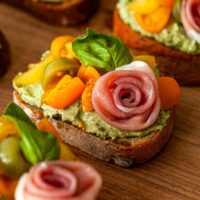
181,0,200,43
15,161,102,200
92,61,161,131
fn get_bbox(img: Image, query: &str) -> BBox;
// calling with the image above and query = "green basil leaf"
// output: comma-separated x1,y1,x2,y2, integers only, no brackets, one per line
72,28,132,71
4,103,60,164
5,102,34,126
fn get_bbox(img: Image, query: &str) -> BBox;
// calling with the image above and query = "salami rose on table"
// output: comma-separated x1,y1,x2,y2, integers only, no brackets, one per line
92,61,161,131
181,0,200,43
15,161,102,200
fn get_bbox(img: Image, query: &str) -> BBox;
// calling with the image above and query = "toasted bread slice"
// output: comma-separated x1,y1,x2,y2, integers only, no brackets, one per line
113,9,200,86
13,91,174,167
0,31,10,77
2,0,99,26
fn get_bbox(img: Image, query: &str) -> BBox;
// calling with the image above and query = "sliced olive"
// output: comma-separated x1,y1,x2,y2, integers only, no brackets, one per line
41,57,79,90
0,137,30,179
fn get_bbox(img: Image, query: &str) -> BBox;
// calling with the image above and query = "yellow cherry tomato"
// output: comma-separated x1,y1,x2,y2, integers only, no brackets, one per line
135,6,171,33
128,0,160,15
50,35,75,59
134,55,156,70
0,117,18,141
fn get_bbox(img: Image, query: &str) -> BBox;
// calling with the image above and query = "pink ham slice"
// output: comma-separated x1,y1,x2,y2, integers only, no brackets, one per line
181,0,200,43
92,61,161,131
15,161,102,200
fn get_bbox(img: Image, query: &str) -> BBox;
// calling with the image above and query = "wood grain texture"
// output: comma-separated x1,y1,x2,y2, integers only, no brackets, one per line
0,1,200,199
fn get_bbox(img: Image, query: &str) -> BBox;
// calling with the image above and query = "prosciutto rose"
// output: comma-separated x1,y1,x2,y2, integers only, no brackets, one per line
15,161,102,200
181,0,200,43
92,61,161,131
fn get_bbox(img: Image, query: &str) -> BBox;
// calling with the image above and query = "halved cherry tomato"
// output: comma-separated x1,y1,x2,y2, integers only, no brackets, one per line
128,0,160,15
82,83,95,112
157,77,181,109
0,117,18,141
51,35,75,59
77,65,100,83
43,75,85,109
135,6,171,33
134,55,156,70
77,66,100,112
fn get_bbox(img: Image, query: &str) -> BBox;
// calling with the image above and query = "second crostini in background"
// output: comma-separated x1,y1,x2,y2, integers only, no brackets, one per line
114,0,200,85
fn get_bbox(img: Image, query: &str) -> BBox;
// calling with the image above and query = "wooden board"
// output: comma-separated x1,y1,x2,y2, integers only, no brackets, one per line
0,1,200,199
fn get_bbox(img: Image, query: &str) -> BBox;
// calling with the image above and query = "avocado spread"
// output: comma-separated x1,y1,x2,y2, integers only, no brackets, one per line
117,0,200,55
14,83,170,140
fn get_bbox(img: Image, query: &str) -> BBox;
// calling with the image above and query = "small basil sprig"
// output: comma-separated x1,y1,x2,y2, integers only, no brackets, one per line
72,28,133,71
4,103,60,164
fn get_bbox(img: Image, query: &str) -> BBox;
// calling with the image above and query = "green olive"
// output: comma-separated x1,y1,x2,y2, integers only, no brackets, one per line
41,57,79,90
0,137,30,179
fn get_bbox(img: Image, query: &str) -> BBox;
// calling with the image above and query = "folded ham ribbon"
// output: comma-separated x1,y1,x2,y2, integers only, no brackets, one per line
92,61,161,131
15,161,102,200
181,0,200,43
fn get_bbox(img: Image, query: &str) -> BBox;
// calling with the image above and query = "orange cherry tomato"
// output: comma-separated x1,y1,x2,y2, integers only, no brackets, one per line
43,75,85,109
77,65,100,83
135,6,171,33
77,65,100,112
157,77,181,109
82,83,95,112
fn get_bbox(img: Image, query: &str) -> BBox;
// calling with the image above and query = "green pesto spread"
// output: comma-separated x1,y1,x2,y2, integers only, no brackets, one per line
117,0,200,55
14,83,170,140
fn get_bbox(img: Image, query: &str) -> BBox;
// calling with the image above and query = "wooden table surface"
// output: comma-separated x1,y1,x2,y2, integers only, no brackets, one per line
0,1,200,200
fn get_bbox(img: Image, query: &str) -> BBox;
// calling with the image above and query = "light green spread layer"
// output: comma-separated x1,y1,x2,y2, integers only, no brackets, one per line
14,83,170,140
117,0,200,55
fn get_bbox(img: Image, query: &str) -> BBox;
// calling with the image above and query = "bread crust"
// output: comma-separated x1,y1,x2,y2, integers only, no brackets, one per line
0,31,10,77
113,9,200,85
2,0,99,26
13,91,174,167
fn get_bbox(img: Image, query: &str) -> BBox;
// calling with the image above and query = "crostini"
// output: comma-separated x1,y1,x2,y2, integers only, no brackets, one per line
113,0,200,85
12,29,181,167
0,102,102,199
2,0,99,26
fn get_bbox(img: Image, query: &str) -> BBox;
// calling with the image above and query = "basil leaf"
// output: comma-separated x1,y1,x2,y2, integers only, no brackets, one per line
72,28,132,71
4,103,60,164
5,102,34,126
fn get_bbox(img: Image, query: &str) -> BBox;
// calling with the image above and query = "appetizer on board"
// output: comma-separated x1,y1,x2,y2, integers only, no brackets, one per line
0,103,102,200
2,0,99,26
13,29,181,167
